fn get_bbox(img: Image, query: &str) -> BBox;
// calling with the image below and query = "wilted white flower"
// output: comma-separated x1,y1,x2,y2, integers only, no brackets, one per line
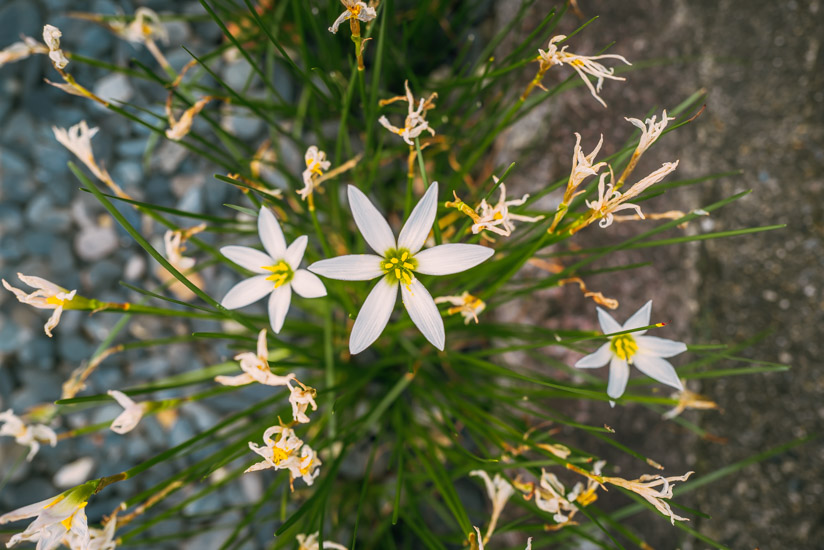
53,121,110,184
299,146,332,200
296,532,348,550
287,380,318,424
625,110,674,156
585,161,679,228
538,35,631,107
378,80,436,146
247,425,304,473
2,273,77,337
215,329,296,387
293,443,322,487
470,178,544,237
308,183,493,354
0,483,95,550
533,461,602,525
0,37,47,67
0,409,57,461
157,225,206,301
106,390,146,434
166,96,215,141
220,207,327,333
114,7,169,44
328,0,376,34
70,514,117,550
470,470,515,545
434,292,486,324
471,526,532,550
43,24,69,69
575,301,687,401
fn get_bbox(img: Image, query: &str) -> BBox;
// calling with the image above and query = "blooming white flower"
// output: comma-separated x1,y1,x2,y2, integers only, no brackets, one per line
215,329,296,387
0,36,47,67
0,484,94,550
299,146,332,200
574,301,687,401
378,80,436,146
2,273,77,337
43,24,69,69
308,183,493,354
106,390,146,434
538,35,631,108
297,532,348,550
220,207,327,333
0,409,57,461
287,379,318,424
328,0,377,34
434,292,486,324
470,178,544,237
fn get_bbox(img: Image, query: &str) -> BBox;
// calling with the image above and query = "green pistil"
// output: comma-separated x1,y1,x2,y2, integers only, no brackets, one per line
610,334,638,361
382,248,417,285
263,260,293,288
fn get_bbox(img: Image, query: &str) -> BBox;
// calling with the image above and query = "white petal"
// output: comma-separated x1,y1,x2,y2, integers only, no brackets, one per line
597,307,623,335
221,275,272,309
347,185,396,254
622,300,652,334
110,407,142,434
107,390,136,410
291,270,327,298
635,336,687,358
350,278,398,354
0,496,58,523
398,182,439,254
414,244,493,276
285,235,308,268
268,284,292,333
258,206,287,259
606,356,629,400
214,373,255,386
308,255,384,281
220,246,272,274
632,354,683,391
574,342,612,368
401,279,445,350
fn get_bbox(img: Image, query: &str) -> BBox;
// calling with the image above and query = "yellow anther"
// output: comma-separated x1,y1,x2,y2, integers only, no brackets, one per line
402,262,414,269
299,458,313,476
610,334,638,361
45,295,64,306
401,252,409,261
391,258,399,264
395,268,401,279
262,260,294,288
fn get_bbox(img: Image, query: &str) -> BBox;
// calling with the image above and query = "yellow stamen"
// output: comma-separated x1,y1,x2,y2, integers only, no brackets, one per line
262,261,293,288
45,296,64,306
43,495,65,509
394,268,401,279
299,458,313,476
610,334,638,361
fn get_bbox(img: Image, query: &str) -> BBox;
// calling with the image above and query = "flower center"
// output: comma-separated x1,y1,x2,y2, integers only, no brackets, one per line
262,260,293,288
45,295,65,307
382,248,417,286
299,458,314,476
610,334,638,361
271,447,292,464
305,158,324,177
349,4,362,16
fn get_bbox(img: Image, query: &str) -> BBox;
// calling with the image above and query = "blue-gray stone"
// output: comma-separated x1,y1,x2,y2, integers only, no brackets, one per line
22,231,56,256
0,319,25,353
75,25,113,58
0,149,35,203
116,138,147,158
132,357,170,378
112,160,143,188
0,204,24,233
57,334,94,363
0,1,40,49
18,336,55,370
88,260,122,289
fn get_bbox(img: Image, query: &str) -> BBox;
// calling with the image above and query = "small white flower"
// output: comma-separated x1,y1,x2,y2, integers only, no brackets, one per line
2,273,77,337
246,425,303,473
0,484,94,550
0,409,57,461
299,146,332,200
538,35,631,108
328,0,377,34
470,470,515,544
568,133,606,191
625,110,674,156
297,532,348,550
575,300,687,401
220,207,327,333
470,178,544,237
293,443,322,487
434,292,486,324
378,80,436,146
53,121,110,184
115,7,169,44
287,380,318,424
43,24,69,69
215,329,296,387
106,390,146,434
308,183,493,354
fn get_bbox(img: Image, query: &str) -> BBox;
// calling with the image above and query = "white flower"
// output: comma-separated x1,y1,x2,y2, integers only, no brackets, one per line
584,161,679,228
625,110,674,156
538,35,631,108
299,146,332,200
220,207,327,333
471,526,532,550
574,301,687,401
328,0,377,34
53,121,110,184
215,329,296,387
308,183,493,354
0,37,47,67
378,80,436,146
0,409,57,461
470,178,544,237
106,391,146,434
293,443,322,486
246,425,303,472
2,273,77,337
64,513,116,550
568,133,606,191
296,532,348,550
434,292,486,324
166,96,215,141
158,225,206,301
43,24,69,69
470,470,515,544
115,7,169,44
287,380,318,424
0,484,94,550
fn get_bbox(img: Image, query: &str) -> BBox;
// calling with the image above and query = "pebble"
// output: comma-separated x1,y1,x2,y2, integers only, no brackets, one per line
53,457,96,488
93,73,135,106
